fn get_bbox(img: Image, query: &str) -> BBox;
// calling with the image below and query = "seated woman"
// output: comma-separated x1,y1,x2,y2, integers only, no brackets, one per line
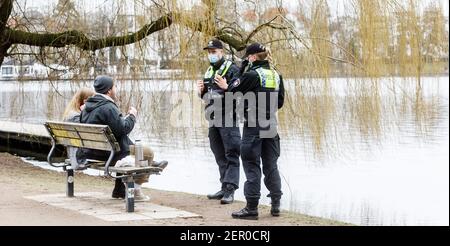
62,88,95,170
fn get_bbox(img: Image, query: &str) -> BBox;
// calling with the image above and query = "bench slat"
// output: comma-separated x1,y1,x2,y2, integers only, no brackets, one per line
52,129,109,142
54,137,113,150
45,121,120,152
47,122,108,134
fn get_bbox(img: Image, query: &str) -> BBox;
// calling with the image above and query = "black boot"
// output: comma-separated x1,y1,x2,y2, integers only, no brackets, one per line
271,197,281,217
207,189,225,200
220,184,235,204
112,178,125,199
232,202,258,220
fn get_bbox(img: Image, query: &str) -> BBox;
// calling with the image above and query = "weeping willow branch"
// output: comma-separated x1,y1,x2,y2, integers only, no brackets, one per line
2,0,442,76
0,8,250,65
0,0,336,67
279,15,367,72
5,13,174,51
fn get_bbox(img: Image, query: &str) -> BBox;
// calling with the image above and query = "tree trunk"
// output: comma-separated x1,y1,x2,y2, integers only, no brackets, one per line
0,0,13,66
0,0,13,33
0,45,7,66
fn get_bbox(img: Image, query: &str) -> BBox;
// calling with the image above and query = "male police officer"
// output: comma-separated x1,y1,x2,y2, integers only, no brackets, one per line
197,39,241,204
215,43,285,219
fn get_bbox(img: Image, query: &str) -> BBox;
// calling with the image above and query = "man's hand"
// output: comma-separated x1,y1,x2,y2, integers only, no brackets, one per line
214,75,228,90
128,106,137,117
197,80,205,94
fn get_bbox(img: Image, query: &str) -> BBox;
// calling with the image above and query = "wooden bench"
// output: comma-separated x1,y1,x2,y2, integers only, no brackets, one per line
44,121,162,212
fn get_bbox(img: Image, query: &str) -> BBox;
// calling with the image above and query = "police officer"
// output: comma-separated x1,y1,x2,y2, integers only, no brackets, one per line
215,43,285,219
197,39,241,204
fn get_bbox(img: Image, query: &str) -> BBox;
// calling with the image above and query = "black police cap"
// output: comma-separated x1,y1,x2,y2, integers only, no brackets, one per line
242,43,267,58
203,39,224,50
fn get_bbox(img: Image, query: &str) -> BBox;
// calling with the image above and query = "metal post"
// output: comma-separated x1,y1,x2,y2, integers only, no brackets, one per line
124,177,134,212
66,169,74,197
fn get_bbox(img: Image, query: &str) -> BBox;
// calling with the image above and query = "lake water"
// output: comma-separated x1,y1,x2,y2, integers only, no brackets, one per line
0,76,448,226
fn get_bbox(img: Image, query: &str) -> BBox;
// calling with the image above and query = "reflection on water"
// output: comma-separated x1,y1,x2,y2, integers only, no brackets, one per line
0,77,448,225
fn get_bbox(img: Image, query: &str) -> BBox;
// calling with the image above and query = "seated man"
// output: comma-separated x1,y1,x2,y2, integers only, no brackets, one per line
80,75,167,201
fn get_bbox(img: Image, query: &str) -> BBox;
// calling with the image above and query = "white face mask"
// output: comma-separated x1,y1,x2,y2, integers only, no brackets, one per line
208,54,221,64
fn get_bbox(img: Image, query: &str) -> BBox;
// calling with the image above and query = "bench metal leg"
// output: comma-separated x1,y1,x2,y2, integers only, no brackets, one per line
66,169,74,197
124,177,134,212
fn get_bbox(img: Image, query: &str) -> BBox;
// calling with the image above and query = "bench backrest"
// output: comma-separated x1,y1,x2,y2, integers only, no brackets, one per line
44,121,120,152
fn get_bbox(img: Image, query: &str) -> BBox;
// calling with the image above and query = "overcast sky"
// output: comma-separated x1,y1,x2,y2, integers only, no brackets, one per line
19,0,450,17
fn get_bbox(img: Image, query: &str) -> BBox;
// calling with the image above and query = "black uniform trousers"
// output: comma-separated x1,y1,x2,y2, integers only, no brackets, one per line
240,126,282,205
208,126,241,189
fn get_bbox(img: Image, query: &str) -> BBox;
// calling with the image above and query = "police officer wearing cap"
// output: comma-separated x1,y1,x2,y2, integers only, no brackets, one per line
197,39,241,204
215,43,285,219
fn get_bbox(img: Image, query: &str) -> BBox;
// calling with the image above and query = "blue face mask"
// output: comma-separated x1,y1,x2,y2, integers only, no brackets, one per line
208,54,221,64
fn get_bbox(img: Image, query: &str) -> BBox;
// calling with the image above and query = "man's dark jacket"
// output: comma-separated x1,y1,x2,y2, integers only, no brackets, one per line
80,94,135,160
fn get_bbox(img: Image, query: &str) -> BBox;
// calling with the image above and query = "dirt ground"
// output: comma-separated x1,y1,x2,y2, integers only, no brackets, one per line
0,152,349,226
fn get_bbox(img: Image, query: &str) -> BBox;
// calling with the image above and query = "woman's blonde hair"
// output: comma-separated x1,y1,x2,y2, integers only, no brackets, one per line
62,88,95,120
254,47,273,62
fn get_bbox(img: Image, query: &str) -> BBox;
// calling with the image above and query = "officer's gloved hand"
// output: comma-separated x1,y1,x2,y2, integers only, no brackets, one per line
239,59,249,74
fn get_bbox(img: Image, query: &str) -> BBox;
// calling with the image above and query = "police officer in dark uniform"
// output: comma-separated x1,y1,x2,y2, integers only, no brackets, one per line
215,43,285,219
196,39,241,204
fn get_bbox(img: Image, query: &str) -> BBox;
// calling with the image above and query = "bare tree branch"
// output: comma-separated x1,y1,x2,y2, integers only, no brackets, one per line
1,0,368,70
5,13,173,51
1,3,251,66
244,15,287,44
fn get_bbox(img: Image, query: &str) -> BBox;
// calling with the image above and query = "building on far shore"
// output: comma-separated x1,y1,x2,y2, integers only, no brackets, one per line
0,59,50,81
